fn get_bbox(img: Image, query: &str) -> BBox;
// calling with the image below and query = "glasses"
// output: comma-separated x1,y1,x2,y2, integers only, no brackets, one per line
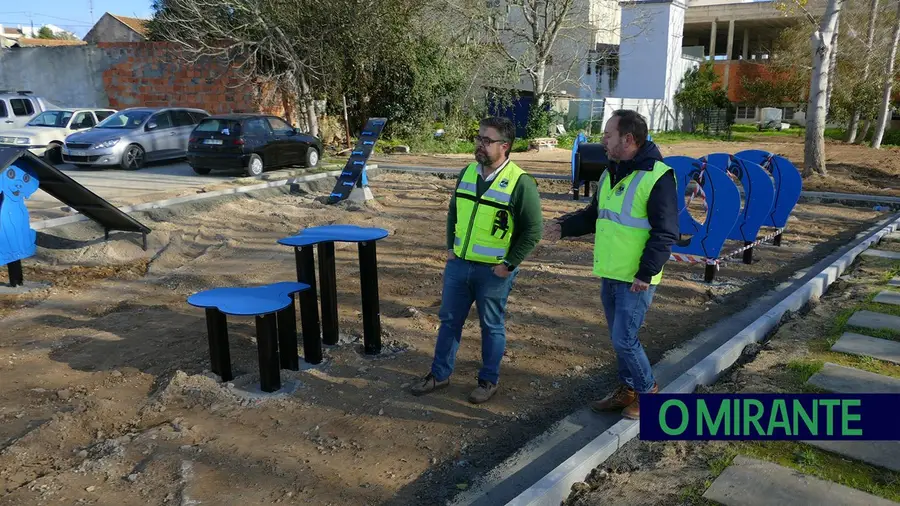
474,135,506,146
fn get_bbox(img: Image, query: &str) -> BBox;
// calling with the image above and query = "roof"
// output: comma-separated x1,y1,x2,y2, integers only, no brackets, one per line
204,113,269,120
13,38,87,47
108,14,149,37
2,27,22,35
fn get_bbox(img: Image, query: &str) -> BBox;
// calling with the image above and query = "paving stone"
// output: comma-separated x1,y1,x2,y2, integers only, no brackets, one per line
807,363,900,394
703,455,900,506
889,278,900,287
832,332,900,365
805,441,900,473
861,249,900,260
874,291,900,306
846,311,900,333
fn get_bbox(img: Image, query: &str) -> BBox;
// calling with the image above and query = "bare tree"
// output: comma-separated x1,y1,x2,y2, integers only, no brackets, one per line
825,15,839,113
801,0,843,177
870,0,900,149
149,0,322,136
846,0,879,143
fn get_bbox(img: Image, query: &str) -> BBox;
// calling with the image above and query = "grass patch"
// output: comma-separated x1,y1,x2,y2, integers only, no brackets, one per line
677,447,739,505
785,359,825,385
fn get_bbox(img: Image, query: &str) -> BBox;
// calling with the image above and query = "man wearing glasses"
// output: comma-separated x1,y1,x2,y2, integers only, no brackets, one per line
411,116,543,404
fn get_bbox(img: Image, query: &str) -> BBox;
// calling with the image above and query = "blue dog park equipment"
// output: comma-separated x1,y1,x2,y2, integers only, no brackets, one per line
0,157,39,287
188,282,312,393
278,225,390,355
329,118,387,204
569,141,802,282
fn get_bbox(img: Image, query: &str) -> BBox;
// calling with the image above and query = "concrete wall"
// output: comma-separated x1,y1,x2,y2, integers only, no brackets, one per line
84,14,145,44
0,45,112,107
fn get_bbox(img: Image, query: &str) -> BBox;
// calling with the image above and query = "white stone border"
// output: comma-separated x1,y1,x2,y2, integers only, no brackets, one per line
505,213,900,506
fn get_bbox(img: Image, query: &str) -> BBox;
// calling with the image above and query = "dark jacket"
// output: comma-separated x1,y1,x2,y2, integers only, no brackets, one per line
559,141,679,283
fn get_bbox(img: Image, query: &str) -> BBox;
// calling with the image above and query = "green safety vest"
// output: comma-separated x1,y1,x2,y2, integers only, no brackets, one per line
453,161,528,264
593,161,674,284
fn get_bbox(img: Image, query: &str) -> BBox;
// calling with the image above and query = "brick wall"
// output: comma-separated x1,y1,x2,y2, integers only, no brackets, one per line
97,42,288,118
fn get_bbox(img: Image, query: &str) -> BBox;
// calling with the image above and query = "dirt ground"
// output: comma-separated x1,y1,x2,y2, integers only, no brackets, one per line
563,254,900,506
369,135,900,197
0,172,889,506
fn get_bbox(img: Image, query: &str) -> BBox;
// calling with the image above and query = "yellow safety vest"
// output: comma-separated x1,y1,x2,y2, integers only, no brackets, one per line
453,161,528,263
593,161,674,284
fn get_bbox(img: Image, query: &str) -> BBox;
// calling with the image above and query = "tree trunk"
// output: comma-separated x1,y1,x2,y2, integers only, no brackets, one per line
533,60,547,107
871,0,900,149
803,0,842,178
299,71,319,138
825,16,840,115
859,118,872,143
846,0,880,143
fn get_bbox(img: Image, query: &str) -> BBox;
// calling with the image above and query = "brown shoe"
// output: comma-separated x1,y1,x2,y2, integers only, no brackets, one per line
591,384,637,413
622,383,659,420
468,379,498,404
410,372,449,396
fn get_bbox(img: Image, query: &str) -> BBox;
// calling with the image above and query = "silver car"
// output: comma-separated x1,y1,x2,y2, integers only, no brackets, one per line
62,107,209,169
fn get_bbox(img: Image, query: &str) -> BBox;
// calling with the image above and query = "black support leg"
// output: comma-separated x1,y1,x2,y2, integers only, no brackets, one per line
7,260,24,288
572,183,579,201
318,242,339,346
277,294,299,371
704,263,716,283
773,232,783,247
358,241,382,355
294,247,322,364
743,241,753,265
255,313,281,393
205,308,232,381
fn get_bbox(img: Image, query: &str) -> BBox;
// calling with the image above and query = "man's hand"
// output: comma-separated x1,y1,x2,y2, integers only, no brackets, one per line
447,249,456,262
493,264,512,278
543,221,562,242
630,278,650,292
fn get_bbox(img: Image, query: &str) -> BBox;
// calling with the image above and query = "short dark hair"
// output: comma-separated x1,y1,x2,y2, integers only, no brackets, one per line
612,109,648,147
480,116,516,157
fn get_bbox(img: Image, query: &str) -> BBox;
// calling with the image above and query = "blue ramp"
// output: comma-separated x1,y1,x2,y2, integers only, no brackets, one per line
734,150,803,228
666,156,741,260
702,153,775,243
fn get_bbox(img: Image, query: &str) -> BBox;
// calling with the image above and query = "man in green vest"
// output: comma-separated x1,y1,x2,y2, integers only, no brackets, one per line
411,116,543,404
545,110,679,419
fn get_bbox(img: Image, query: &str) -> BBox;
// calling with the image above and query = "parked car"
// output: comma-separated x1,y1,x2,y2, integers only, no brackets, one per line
0,108,116,163
186,114,322,176
0,90,62,131
62,107,210,169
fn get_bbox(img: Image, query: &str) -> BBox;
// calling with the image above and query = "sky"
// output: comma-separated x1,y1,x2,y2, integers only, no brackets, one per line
0,0,153,38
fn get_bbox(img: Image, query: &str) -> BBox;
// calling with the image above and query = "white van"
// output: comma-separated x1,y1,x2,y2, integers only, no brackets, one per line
0,91,60,131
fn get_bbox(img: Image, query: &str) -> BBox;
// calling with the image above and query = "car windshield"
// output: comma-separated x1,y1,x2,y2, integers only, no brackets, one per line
27,111,74,128
195,119,242,135
96,110,152,129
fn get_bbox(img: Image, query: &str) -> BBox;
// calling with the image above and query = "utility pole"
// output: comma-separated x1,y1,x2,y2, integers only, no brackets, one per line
89,0,94,23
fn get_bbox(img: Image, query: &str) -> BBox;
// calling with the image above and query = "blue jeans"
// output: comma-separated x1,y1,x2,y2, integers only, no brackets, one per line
430,258,518,385
600,278,657,393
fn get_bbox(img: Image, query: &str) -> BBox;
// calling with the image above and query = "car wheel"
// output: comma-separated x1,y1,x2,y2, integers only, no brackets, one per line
121,144,145,170
45,143,63,164
191,165,211,175
246,154,264,176
305,147,319,167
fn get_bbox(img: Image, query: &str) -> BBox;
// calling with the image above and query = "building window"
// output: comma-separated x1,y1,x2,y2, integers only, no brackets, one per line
782,107,795,119
735,106,756,120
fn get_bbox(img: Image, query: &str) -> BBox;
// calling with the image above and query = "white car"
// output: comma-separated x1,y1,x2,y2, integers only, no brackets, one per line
0,91,61,131
0,108,116,163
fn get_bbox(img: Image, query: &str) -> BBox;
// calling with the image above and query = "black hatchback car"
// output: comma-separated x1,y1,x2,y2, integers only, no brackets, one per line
187,114,323,176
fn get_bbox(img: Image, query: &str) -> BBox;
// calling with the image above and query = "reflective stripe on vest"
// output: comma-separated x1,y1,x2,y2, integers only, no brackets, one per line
452,161,527,263
596,170,652,230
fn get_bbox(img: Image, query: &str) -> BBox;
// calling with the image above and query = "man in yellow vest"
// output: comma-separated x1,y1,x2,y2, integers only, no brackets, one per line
411,116,543,404
545,110,678,419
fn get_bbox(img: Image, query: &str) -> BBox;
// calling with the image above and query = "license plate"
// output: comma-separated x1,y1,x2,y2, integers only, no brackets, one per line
70,150,86,157
203,139,223,145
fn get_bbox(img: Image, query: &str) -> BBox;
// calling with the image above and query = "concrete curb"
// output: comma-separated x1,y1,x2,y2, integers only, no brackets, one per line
29,166,378,232
505,212,900,506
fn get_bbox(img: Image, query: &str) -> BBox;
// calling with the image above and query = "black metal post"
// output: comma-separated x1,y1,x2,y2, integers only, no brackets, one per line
255,313,281,393
742,241,753,265
572,184,579,201
294,246,322,364
317,242,339,346
277,294,299,371
358,241,382,355
704,264,716,283
773,232,783,247
7,260,23,287
582,182,590,199
205,308,232,381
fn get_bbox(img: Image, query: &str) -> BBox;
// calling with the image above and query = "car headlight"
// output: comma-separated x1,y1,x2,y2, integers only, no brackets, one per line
93,138,120,149
0,136,13,145
14,137,30,145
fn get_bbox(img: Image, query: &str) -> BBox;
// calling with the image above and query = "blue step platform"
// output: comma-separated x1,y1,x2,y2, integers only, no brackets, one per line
188,281,311,392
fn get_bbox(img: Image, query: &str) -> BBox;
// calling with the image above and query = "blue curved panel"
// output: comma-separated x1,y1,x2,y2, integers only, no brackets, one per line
0,162,39,266
702,153,775,242
665,156,741,259
734,150,803,228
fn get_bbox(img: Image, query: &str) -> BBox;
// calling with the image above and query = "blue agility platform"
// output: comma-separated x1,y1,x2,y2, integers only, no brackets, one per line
328,118,387,204
188,281,312,392
734,149,803,229
702,153,775,243
278,224,389,354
